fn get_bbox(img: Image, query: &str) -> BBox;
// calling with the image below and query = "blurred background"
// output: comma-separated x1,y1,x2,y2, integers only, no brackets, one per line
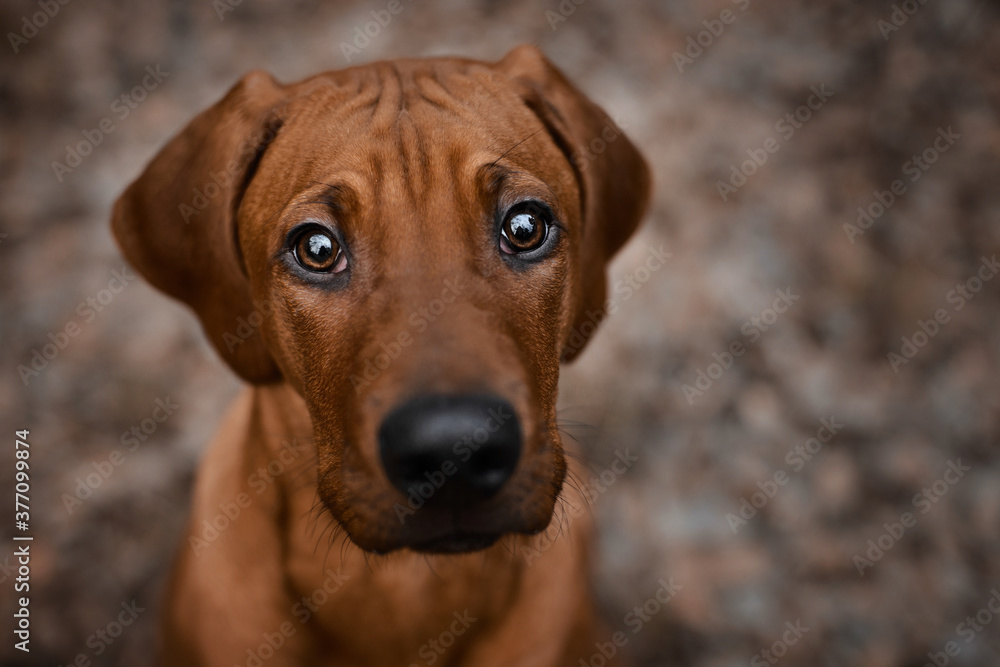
2,0,999,665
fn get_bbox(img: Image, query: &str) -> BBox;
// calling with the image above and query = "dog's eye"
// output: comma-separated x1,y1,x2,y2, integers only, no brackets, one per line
500,203,549,254
292,227,346,273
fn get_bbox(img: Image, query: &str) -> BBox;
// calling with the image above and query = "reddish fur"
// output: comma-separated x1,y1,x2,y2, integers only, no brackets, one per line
113,45,650,666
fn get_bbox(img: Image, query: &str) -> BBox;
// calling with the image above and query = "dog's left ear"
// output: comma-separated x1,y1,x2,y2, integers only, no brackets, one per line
496,45,652,361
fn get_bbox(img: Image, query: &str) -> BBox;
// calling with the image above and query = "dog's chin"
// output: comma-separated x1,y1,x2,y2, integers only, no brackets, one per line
341,528,504,555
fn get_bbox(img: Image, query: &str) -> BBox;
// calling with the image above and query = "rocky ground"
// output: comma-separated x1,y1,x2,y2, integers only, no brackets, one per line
1,0,998,665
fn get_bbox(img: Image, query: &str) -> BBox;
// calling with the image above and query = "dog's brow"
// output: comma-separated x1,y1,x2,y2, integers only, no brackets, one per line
488,128,544,169
304,182,350,213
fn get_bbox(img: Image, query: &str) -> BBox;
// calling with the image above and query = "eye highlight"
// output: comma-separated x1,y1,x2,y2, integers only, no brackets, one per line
291,226,347,273
499,202,551,255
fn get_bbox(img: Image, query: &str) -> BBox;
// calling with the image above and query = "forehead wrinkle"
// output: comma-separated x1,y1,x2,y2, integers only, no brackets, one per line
370,62,404,128
287,70,382,123
353,64,430,207
409,66,482,117
376,64,488,211
416,66,519,131
394,109,429,206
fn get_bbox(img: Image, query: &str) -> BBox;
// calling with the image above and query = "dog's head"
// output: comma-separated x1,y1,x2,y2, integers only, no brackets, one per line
113,45,650,553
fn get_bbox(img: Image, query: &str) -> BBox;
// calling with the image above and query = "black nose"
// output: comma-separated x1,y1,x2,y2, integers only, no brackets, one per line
378,394,521,506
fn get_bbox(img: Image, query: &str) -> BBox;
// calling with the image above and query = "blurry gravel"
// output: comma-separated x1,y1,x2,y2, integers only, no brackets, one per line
1,0,998,665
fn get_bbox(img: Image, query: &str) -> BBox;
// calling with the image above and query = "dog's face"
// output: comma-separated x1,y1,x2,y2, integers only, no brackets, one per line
113,46,649,553
237,68,583,553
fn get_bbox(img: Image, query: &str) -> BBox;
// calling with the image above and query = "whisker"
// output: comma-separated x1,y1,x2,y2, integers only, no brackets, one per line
488,128,544,167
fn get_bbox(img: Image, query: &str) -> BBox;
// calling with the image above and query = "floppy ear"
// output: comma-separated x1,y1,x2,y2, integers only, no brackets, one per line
496,45,652,361
111,70,286,383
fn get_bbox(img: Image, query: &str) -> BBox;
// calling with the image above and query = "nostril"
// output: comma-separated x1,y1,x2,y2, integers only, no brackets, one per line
470,468,511,495
378,393,522,505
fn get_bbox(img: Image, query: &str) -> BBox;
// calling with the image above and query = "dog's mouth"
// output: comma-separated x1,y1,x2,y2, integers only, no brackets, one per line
329,484,557,555
323,391,566,555
407,531,502,554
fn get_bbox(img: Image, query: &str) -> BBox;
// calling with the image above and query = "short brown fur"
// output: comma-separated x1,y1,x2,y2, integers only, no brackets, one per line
113,45,650,666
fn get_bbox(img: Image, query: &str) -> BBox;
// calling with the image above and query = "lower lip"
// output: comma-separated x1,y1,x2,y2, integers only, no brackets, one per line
410,533,501,554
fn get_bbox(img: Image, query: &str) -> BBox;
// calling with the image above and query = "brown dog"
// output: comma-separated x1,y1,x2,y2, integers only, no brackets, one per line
112,45,650,666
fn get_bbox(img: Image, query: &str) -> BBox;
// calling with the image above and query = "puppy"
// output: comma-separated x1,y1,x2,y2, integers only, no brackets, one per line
113,44,650,666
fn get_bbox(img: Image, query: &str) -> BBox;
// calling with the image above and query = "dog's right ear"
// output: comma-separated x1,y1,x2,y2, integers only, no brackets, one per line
112,70,286,383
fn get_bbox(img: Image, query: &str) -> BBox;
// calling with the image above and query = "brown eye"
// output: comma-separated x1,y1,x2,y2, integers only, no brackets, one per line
293,227,344,273
500,204,549,254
